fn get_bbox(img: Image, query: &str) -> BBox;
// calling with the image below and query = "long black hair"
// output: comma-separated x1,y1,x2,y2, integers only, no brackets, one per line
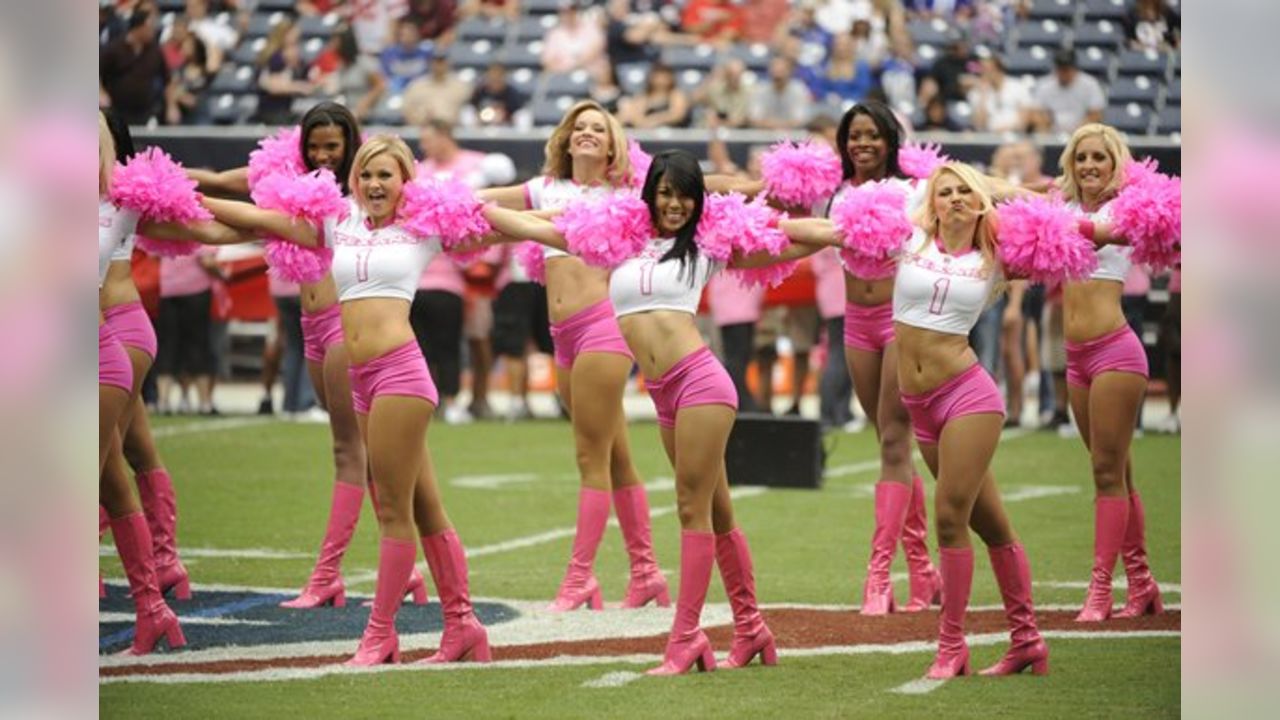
299,102,361,195
102,107,136,162
835,100,906,182
641,150,706,282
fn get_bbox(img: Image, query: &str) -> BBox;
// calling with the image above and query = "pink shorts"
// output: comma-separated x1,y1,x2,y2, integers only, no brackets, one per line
103,301,158,359
549,299,633,369
843,301,896,353
348,340,439,414
644,346,737,429
98,324,134,393
1066,325,1149,388
300,304,345,364
900,363,1005,445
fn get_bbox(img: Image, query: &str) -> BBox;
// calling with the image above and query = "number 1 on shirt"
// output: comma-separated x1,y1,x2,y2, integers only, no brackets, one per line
929,277,950,315
639,262,655,296
355,248,372,282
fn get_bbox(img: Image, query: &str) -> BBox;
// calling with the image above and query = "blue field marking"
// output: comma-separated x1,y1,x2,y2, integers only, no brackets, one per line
99,587,521,654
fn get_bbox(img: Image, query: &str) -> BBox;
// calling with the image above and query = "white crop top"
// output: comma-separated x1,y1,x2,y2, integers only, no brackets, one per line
610,238,722,318
1070,201,1131,283
524,176,626,259
818,178,928,276
326,199,442,303
893,228,999,336
99,201,138,288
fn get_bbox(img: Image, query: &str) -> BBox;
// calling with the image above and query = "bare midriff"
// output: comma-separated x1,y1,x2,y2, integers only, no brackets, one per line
300,275,340,315
99,260,142,310
544,255,612,323
844,272,895,307
618,311,704,381
894,323,979,396
1063,279,1126,344
339,298,416,365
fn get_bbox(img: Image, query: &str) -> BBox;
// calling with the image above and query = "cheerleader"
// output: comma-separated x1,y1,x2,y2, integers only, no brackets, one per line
1058,124,1165,621
482,150,815,675
478,101,669,611
191,103,429,610
202,135,488,666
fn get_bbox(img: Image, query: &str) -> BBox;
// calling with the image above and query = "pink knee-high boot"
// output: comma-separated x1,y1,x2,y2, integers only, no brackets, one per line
648,530,717,676
1076,496,1129,622
980,543,1049,676
345,537,415,666
549,488,609,611
926,546,973,679
1115,491,1164,618
420,529,491,664
282,482,365,608
613,485,670,609
901,475,942,612
110,512,186,655
861,481,910,615
364,481,429,607
135,468,191,600
716,528,777,669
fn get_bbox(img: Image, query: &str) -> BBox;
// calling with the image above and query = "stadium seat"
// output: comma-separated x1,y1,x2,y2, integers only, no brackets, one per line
1026,0,1077,21
1082,0,1129,21
530,97,577,126
507,67,539,97
1103,103,1155,134
728,43,772,72
677,69,706,93
660,45,720,71
523,0,564,15
497,42,543,69
1076,46,1115,77
456,17,511,43
367,95,406,126
301,37,326,65
945,101,975,130
1015,19,1070,49
209,64,257,94
448,40,500,70
245,12,288,40
539,71,592,100
297,13,341,39
1166,76,1180,106
1002,47,1053,78
209,93,257,125
1116,49,1169,77
914,44,940,71
1108,75,1160,105
617,63,651,95
515,15,558,43
1156,107,1181,134
233,38,267,65
1072,20,1124,50
290,97,327,120
907,18,953,47
155,0,185,11
255,0,298,12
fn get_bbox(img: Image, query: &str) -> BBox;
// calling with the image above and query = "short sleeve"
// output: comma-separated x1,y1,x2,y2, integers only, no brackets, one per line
523,176,546,210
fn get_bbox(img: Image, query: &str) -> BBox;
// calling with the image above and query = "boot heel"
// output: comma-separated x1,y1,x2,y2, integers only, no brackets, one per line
332,588,347,608
1031,657,1049,675
760,638,778,666
655,587,671,607
165,622,187,651
172,576,192,601
697,645,716,672
410,581,428,606
1150,594,1164,614
470,635,492,663
588,587,603,610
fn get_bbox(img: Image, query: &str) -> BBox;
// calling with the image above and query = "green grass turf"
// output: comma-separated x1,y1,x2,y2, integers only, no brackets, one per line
101,417,1180,717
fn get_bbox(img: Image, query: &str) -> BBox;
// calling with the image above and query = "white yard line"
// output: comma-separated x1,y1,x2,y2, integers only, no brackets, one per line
581,671,644,689
889,678,947,695
99,613,273,627
826,429,1031,479
99,546,310,560
152,417,274,438
1036,580,1182,594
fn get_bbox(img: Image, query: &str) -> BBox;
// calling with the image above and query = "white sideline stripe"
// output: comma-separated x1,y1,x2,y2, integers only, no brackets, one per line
152,417,273,438
450,473,541,490
100,612,273,627
99,546,311,560
1036,580,1182,594
890,678,946,695
581,671,644,689
1001,485,1080,502
825,428,1031,479
100,628,1180,686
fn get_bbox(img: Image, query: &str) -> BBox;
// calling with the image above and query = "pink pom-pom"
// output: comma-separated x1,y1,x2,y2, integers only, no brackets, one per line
728,260,800,289
628,139,653,187
1111,159,1181,271
264,240,334,283
997,195,1099,284
250,170,346,282
247,126,305,190
400,176,492,249
761,140,843,208
830,180,912,273
514,242,546,284
696,193,788,262
111,147,212,224
897,142,951,180
135,235,201,258
554,193,651,268
838,250,897,280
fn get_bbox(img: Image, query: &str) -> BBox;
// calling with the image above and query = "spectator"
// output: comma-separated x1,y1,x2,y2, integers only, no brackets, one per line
1125,0,1179,52
298,0,343,16
184,0,238,73
1031,48,1105,133
774,2,833,67
617,63,691,128
163,27,213,124
967,55,1032,133
156,250,222,416
589,64,623,113
349,0,408,56
902,0,975,22
605,0,662,69
799,31,875,105
100,1,128,46
255,22,314,125
748,56,812,129
542,1,609,80
460,0,521,21
917,35,976,106
696,58,751,128
681,0,745,45
380,18,435,93
918,94,962,131
851,18,888,69
741,0,790,44
314,26,387,121
266,276,317,417
100,10,169,124
405,0,459,46
402,51,472,125
470,63,528,126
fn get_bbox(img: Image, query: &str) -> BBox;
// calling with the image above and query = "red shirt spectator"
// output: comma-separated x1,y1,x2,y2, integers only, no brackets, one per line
681,0,744,43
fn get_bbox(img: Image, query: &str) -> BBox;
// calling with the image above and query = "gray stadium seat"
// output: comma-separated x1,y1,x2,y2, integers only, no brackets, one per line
1103,103,1154,134
1107,76,1160,105
1002,47,1053,78
156,0,185,12
209,93,257,125
233,38,267,66
367,95,406,126
728,43,772,72
539,71,592,100
301,37,326,65
1116,49,1169,77
660,45,720,71
907,18,953,47
507,67,539,97
456,17,511,43
914,44,941,71
523,0,564,15
677,69,706,93
1076,46,1115,77
1027,0,1077,21
1015,19,1070,49
447,40,500,70
255,0,298,12
1072,20,1124,49
617,63,651,95
297,14,341,39
497,42,543,70
245,12,288,40
1166,77,1180,105
1156,107,1180,134
946,100,975,130
209,64,257,94
531,97,577,126
1082,0,1129,21
515,15,557,43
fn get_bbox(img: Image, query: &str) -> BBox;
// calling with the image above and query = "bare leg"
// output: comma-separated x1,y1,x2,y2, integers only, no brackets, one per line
846,347,884,434
566,353,634,491
755,349,776,413
789,351,810,413
324,344,367,488
363,396,433,541
1003,314,1026,423
931,414,1004,549
877,342,916,486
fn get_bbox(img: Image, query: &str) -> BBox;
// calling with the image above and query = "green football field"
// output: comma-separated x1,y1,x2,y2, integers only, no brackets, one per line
100,415,1180,718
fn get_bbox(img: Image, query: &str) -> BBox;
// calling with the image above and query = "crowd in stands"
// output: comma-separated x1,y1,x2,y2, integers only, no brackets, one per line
101,0,1180,135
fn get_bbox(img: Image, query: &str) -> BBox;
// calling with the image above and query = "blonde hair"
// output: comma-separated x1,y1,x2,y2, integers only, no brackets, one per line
348,134,417,212
542,101,632,187
99,111,116,197
911,162,1000,276
1056,123,1133,205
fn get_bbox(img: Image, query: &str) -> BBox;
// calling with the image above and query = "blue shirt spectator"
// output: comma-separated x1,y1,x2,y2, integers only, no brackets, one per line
798,33,874,105
380,19,435,93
